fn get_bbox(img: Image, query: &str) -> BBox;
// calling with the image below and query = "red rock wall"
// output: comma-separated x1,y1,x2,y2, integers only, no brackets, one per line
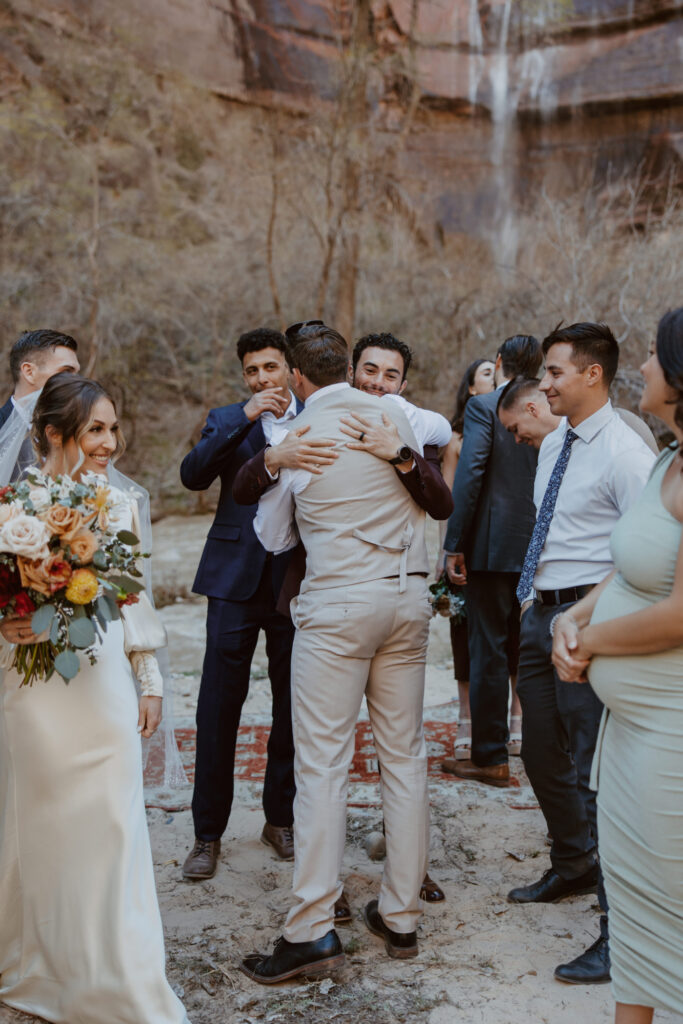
8,0,683,237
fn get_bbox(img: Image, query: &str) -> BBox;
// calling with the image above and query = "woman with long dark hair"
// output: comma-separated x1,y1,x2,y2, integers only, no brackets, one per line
0,374,189,1024
552,307,683,1023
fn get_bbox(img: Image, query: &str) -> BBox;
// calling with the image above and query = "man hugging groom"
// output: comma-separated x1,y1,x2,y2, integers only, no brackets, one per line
239,324,436,982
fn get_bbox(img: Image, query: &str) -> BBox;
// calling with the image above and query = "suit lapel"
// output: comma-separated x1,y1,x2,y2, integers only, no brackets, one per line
246,417,266,456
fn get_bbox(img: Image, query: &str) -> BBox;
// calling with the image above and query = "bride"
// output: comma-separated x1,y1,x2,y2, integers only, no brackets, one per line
0,373,190,1023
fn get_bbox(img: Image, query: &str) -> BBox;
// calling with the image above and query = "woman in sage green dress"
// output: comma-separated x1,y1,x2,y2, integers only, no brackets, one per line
551,307,683,1024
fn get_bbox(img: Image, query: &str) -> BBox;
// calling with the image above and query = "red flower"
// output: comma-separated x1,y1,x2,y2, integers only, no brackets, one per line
116,592,140,608
0,562,21,608
13,592,36,617
0,486,13,501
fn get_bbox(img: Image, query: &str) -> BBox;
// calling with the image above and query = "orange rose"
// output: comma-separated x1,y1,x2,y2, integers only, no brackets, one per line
40,504,84,543
17,556,50,596
68,530,99,565
44,552,73,593
18,552,73,597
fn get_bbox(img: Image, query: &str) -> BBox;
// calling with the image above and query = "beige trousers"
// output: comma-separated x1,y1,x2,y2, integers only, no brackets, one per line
284,575,431,943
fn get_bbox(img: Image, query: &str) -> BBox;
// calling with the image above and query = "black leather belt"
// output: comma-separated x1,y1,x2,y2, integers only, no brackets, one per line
536,584,596,606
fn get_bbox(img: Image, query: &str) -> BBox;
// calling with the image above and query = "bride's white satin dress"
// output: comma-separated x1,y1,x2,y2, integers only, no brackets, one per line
0,493,189,1023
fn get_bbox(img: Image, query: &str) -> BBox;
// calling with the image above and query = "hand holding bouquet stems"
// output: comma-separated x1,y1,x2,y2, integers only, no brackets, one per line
428,574,467,623
0,471,148,686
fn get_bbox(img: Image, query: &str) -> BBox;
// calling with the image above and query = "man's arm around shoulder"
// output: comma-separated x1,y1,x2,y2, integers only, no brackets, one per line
398,445,453,520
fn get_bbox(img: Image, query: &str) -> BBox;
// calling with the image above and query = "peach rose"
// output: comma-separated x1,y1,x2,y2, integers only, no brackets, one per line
0,513,50,560
40,504,85,542
68,530,99,565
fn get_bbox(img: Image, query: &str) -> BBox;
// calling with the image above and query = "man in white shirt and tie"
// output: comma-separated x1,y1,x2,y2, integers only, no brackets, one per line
507,323,655,985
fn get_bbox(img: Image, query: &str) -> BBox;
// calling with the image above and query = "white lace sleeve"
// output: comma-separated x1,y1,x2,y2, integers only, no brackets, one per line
129,650,163,697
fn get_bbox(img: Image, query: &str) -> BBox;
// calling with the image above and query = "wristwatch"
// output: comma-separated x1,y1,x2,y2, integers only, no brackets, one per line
389,445,413,465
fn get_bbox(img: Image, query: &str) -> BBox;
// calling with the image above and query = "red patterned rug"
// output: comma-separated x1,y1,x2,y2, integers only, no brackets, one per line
146,719,519,788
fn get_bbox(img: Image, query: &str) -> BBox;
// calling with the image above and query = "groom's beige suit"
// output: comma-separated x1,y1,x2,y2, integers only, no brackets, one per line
255,382,432,942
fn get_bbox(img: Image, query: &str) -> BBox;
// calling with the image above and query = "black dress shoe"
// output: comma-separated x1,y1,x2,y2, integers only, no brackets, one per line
420,873,445,903
239,930,345,985
363,899,418,959
555,936,611,985
507,864,599,904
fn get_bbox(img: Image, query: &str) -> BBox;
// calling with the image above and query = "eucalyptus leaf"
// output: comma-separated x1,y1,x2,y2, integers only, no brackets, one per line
68,617,96,649
92,549,108,570
31,604,56,634
103,594,121,620
93,606,109,633
116,530,140,546
95,596,112,622
71,604,86,620
55,649,80,681
49,615,61,646
107,574,144,594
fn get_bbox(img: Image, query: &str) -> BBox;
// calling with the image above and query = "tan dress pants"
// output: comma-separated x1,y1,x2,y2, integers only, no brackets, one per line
284,575,431,943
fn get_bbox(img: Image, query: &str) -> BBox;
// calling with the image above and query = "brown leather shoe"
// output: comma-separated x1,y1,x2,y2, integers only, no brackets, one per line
420,873,445,903
182,838,220,880
441,758,510,788
334,889,352,924
261,822,294,861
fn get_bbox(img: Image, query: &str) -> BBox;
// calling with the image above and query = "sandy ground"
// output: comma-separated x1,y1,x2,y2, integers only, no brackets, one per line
2,516,682,1024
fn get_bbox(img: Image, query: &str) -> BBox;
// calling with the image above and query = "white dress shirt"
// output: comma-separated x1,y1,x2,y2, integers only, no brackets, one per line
255,383,350,554
532,400,655,592
259,390,298,443
382,394,451,449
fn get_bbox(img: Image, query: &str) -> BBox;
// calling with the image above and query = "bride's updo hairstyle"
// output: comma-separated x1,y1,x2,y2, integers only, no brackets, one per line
32,372,126,466
655,307,683,432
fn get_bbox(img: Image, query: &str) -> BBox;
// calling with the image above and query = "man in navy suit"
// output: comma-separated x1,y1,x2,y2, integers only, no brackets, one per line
0,329,80,428
181,328,312,880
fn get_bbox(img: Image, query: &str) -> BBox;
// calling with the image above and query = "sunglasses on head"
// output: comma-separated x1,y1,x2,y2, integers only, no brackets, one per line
285,319,325,342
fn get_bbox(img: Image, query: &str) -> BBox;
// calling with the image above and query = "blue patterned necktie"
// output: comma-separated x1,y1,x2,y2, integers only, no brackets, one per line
516,428,579,603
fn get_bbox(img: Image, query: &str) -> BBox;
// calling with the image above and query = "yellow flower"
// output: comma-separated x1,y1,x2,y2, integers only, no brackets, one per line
65,568,99,605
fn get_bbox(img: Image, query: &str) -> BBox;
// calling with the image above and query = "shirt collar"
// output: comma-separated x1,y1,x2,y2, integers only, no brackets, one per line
566,400,614,444
260,390,298,421
305,381,350,408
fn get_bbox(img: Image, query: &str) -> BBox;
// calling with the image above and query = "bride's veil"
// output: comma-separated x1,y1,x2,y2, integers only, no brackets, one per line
0,392,188,791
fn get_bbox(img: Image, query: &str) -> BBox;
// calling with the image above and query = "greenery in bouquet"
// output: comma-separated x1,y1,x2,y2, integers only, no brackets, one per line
428,574,467,623
0,471,148,685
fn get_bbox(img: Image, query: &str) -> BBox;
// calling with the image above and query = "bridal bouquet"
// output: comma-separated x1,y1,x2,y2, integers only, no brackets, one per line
0,471,146,686
429,575,467,623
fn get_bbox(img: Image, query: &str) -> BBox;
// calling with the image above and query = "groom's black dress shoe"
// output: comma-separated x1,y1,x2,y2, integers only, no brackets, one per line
239,930,345,985
554,936,611,985
507,864,599,903
363,899,418,959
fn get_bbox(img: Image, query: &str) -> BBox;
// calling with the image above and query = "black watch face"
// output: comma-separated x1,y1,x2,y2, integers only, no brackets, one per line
399,446,412,462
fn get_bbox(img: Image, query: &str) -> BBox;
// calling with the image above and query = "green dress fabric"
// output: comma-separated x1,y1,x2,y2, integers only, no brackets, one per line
589,445,683,1012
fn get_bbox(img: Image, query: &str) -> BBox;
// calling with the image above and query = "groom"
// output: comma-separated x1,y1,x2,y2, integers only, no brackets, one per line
240,324,433,983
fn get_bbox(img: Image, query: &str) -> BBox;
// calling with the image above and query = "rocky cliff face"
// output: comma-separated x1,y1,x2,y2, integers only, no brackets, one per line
8,0,681,243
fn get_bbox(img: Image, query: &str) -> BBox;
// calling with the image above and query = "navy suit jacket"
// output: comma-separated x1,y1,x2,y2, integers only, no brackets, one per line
180,398,303,602
443,388,537,573
0,397,14,429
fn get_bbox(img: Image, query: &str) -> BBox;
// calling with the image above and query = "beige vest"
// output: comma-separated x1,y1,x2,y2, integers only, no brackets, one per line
287,386,429,593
